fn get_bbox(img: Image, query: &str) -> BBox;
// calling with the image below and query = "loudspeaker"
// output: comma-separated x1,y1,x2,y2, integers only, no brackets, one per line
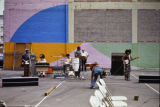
139,75,160,83
110,53,124,75
2,77,39,87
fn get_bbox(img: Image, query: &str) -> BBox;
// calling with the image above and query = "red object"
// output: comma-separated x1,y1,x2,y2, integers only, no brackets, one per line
47,67,53,73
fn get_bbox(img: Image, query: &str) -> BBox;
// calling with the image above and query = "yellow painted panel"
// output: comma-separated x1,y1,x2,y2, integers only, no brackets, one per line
4,42,15,69
32,43,81,63
4,53,14,69
66,43,82,54
4,42,15,53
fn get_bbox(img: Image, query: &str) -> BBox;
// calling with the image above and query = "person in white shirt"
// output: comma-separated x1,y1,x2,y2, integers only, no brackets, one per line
81,49,89,71
38,54,47,77
72,54,79,78
63,54,72,73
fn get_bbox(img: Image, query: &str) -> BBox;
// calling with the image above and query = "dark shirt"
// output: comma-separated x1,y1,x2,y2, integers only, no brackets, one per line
22,53,30,61
74,51,81,57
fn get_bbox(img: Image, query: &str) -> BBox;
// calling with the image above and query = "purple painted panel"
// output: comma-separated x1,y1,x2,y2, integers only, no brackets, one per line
50,43,111,68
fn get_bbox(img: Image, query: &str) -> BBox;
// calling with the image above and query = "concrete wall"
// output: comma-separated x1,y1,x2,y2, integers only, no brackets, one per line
0,15,3,44
4,0,160,69
138,10,160,42
74,9,132,42
74,0,159,2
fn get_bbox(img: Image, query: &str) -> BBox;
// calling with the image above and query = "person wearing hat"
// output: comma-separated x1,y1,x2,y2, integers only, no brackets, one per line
90,62,104,89
21,48,30,66
21,48,30,76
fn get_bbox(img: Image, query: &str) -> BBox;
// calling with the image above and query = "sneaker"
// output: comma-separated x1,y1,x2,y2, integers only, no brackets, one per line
90,86,95,89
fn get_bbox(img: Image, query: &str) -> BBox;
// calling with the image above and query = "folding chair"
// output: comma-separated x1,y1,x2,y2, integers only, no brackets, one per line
98,79,127,101
94,90,109,107
99,86,128,107
90,95,101,107
90,96,96,107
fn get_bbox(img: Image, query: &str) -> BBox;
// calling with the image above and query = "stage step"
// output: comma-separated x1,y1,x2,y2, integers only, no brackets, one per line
2,77,39,87
139,75,160,83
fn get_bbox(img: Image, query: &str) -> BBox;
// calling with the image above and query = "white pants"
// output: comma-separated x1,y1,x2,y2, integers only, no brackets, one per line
72,63,79,71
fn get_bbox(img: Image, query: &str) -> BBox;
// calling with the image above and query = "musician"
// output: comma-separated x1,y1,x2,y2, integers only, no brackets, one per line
63,54,72,73
81,49,89,71
72,54,79,78
21,48,30,66
122,49,139,81
0,100,7,107
74,46,82,78
21,48,30,76
90,62,104,89
38,54,47,77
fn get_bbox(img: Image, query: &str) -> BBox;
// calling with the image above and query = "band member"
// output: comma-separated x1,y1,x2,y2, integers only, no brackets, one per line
74,46,82,78
21,48,30,76
122,49,139,81
21,48,30,66
0,100,7,107
72,54,79,78
63,54,72,73
38,54,47,77
90,62,104,89
81,49,89,71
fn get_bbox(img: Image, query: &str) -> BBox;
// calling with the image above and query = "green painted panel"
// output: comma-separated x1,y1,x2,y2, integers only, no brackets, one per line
91,43,132,58
91,42,160,68
137,43,160,68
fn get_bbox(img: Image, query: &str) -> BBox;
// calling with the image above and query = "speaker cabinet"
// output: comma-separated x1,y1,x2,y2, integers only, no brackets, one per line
110,53,124,75
139,75,160,83
2,77,39,87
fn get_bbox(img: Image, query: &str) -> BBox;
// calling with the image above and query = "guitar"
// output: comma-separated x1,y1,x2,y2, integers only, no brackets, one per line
124,56,140,64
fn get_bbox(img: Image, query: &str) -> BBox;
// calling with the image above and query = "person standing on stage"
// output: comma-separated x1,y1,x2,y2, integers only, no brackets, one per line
21,48,30,76
72,54,80,78
74,46,82,78
38,54,47,77
63,54,72,73
122,49,139,81
21,48,30,66
81,49,89,71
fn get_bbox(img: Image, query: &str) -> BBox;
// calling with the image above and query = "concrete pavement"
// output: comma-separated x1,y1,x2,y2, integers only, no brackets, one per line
0,69,159,107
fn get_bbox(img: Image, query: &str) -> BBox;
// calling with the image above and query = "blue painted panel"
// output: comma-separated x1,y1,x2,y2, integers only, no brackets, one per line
10,5,68,43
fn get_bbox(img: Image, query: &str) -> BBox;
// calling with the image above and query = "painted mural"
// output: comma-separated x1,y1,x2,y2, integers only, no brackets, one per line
4,0,160,69
49,43,160,69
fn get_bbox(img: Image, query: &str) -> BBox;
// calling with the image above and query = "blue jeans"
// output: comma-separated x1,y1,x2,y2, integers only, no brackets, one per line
91,72,103,88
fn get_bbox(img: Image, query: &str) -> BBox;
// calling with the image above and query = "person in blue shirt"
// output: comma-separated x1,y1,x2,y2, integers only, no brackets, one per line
90,62,104,89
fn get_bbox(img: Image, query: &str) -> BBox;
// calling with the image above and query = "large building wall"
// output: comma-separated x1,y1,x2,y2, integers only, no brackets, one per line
4,0,160,69
74,0,160,2
138,10,160,42
4,0,68,43
4,0,69,69
74,9,132,42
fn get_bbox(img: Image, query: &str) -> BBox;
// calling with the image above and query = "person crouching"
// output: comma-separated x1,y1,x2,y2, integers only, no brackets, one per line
90,62,103,89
